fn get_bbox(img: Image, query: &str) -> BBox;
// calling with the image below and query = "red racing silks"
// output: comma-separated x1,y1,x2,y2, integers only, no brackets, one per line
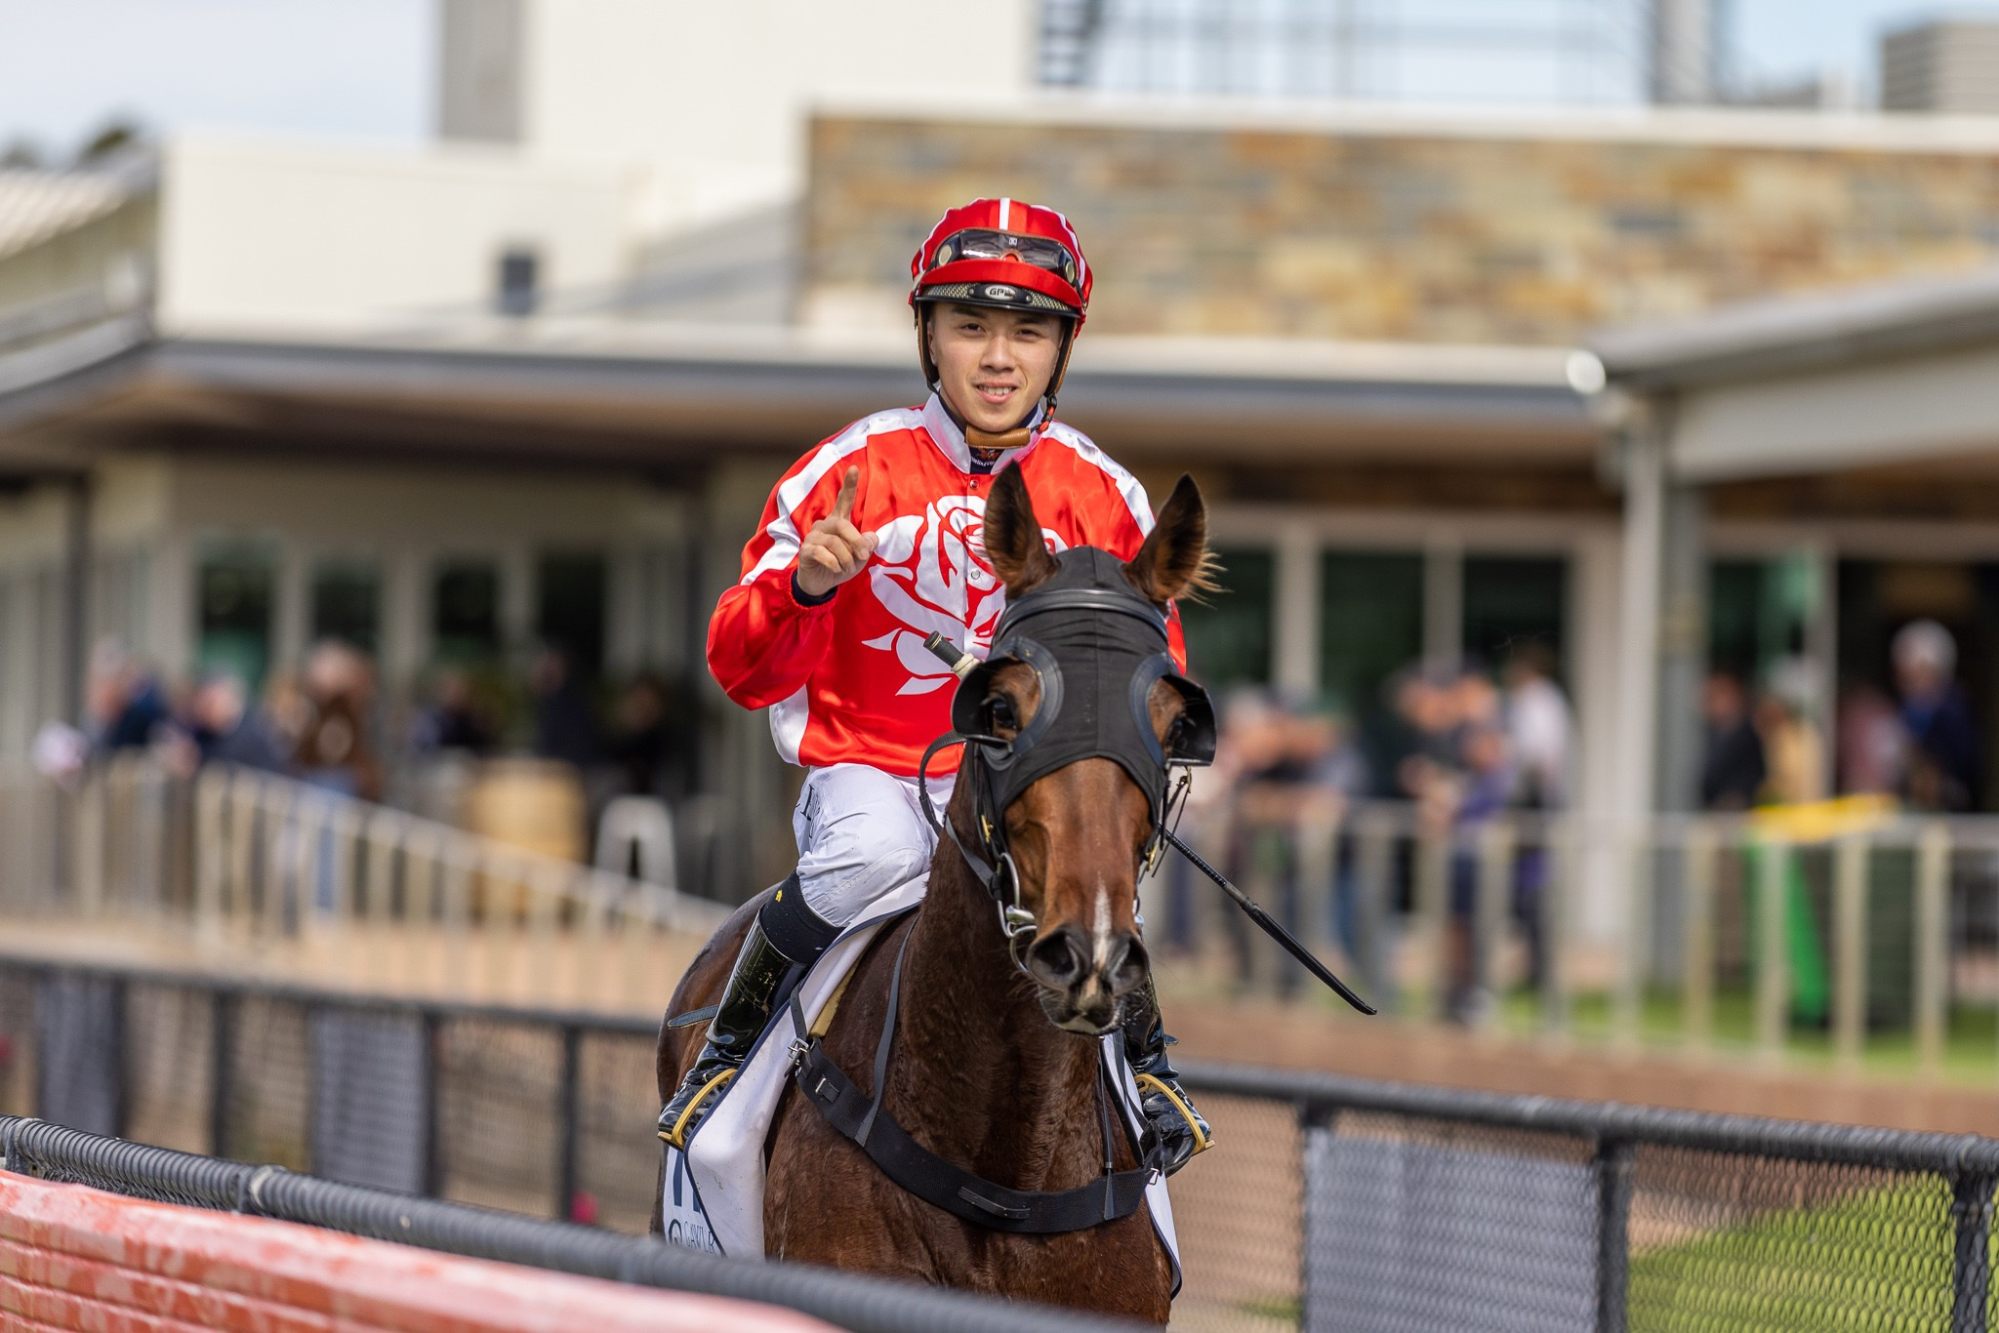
707,394,1186,777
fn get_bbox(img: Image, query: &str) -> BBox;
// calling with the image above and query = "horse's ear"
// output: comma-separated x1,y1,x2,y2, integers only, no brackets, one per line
984,463,1058,596
1125,474,1217,607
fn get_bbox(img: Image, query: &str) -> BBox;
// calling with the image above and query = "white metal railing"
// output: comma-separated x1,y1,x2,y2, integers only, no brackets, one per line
7,754,1999,1069
1163,793,1991,1075
0,755,730,1013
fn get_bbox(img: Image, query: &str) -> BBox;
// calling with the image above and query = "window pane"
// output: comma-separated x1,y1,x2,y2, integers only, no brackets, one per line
1320,550,1424,791
197,539,276,694
433,560,500,667
537,552,607,680
1463,554,1568,684
311,560,381,655
1180,545,1272,689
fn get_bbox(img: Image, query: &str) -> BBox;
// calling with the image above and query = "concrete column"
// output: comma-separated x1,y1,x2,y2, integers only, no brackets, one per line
381,546,428,703
1423,534,1464,667
1272,522,1320,697
606,544,646,677
1654,480,1707,814
60,476,91,726
1613,427,1666,826
501,542,535,668
150,528,193,684
274,541,310,675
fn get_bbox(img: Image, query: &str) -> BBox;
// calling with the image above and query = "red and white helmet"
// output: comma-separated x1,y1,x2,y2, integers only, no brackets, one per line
909,198,1092,406
909,197,1092,324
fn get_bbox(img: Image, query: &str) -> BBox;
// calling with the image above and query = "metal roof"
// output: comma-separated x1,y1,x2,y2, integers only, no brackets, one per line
0,156,152,263
1590,263,1999,391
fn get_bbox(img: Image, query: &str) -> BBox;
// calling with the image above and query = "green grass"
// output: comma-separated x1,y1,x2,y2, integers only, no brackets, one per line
1627,1177,1971,1331
1482,984,1999,1080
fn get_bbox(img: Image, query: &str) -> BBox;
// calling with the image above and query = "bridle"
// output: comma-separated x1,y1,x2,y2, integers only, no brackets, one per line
916,549,1216,975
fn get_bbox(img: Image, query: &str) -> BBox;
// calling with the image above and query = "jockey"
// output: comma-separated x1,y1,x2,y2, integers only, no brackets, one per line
659,197,1212,1174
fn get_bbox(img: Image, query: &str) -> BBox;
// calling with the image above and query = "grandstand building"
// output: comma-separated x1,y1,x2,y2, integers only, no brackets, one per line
8,0,1999,887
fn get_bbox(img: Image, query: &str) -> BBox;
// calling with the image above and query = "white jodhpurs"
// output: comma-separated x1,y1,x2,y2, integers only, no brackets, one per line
791,763,955,928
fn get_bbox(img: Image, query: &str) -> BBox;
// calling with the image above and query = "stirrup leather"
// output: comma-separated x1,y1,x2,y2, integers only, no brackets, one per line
1135,1072,1212,1158
659,1068,737,1150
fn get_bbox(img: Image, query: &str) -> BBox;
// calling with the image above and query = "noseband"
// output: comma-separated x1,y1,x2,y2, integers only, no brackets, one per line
917,548,1216,973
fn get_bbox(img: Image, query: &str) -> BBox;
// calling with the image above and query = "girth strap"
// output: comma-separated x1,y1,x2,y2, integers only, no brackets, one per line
792,1040,1153,1234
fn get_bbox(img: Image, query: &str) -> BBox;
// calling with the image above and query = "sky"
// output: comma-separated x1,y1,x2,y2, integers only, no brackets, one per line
3,0,1999,162
0,0,432,159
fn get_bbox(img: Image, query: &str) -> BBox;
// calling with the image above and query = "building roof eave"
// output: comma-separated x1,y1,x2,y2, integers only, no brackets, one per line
0,321,1593,469
1590,264,1999,392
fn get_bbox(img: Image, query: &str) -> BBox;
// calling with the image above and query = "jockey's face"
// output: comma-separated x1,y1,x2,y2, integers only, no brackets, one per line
926,303,1064,435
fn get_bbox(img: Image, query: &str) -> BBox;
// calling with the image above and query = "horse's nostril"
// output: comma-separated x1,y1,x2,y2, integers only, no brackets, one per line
1026,927,1088,988
1107,933,1149,997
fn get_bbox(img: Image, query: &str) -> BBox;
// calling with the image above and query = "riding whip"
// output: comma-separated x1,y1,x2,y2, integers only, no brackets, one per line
923,631,1376,1016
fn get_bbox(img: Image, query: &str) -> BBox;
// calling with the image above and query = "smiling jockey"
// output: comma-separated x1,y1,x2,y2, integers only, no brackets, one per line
658,197,1213,1174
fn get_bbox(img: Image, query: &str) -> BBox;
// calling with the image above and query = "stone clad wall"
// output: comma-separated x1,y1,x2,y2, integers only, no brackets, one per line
802,113,1999,344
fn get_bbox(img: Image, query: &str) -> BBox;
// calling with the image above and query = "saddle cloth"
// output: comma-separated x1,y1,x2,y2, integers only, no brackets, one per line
658,878,1182,1289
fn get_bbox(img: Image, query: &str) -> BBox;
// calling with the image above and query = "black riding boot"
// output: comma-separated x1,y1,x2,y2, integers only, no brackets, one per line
658,880,838,1149
1122,975,1213,1176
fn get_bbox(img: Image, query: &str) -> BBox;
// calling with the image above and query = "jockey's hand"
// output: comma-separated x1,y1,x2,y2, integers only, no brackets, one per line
795,465,878,599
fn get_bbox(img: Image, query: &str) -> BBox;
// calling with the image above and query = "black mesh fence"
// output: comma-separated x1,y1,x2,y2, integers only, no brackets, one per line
2,952,1996,1332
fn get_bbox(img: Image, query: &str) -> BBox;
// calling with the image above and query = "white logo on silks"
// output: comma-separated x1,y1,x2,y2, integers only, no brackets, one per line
863,495,1067,696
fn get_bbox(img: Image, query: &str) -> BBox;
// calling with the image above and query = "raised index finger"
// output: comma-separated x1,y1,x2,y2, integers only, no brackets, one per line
831,466,859,522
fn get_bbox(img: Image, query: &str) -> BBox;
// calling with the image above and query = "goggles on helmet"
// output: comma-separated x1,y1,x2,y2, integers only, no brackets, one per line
927,229,1080,288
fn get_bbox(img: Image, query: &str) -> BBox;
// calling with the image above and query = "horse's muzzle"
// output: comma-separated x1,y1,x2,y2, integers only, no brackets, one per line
1024,923,1149,1034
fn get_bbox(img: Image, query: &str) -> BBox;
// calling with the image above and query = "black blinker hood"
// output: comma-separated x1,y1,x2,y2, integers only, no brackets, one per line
950,548,1215,821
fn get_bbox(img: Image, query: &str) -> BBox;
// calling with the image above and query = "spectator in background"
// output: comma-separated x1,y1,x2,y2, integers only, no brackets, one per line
1893,619,1982,813
1756,657,1826,806
294,640,382,803
1442,720,1516,1024
1836,681,1906,796
608,672,683,800
1700,669,1766,811
185,671,290,774
530,645,602,772
1502,643,1572,812
86,639,170,752
409,667,497,756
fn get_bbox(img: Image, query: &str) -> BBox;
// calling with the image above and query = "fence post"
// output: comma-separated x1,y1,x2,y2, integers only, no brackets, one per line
557,1024,583,1222
1297,1098,1337,1333
1953,1169,1997,1333
209,989,236,1158
108,976,130,1141
1594,1137,1634,1333
420,1011,444,1198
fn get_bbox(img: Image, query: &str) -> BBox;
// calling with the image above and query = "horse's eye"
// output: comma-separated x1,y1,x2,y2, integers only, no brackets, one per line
984,694,1018,733
1164,715,1190,754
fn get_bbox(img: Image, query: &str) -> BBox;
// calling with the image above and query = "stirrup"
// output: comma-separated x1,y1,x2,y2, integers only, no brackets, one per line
1135,1071,1213,1162
658,1067,738,1150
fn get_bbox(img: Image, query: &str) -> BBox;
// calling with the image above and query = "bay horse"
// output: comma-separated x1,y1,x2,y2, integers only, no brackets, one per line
654,464,1211,1322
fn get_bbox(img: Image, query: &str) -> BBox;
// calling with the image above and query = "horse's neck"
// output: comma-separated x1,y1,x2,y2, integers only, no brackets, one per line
888,825,1108,1189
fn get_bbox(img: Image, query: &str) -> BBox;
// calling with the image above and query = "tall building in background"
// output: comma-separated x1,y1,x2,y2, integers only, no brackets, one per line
1649,0,1727,105
1880,17,1999,114
1040,0,1727,108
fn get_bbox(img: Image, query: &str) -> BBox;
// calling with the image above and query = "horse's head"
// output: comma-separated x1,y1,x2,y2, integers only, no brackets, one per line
950,463,1215,1035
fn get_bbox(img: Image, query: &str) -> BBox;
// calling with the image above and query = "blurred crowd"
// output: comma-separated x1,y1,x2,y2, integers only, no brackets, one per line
1194,643,1573,1022
1702,619,1982,816
36,637,695,822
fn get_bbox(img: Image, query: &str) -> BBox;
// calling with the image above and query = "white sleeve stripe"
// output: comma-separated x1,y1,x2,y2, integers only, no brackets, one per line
1041,423,1154,537
741,410,919,585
